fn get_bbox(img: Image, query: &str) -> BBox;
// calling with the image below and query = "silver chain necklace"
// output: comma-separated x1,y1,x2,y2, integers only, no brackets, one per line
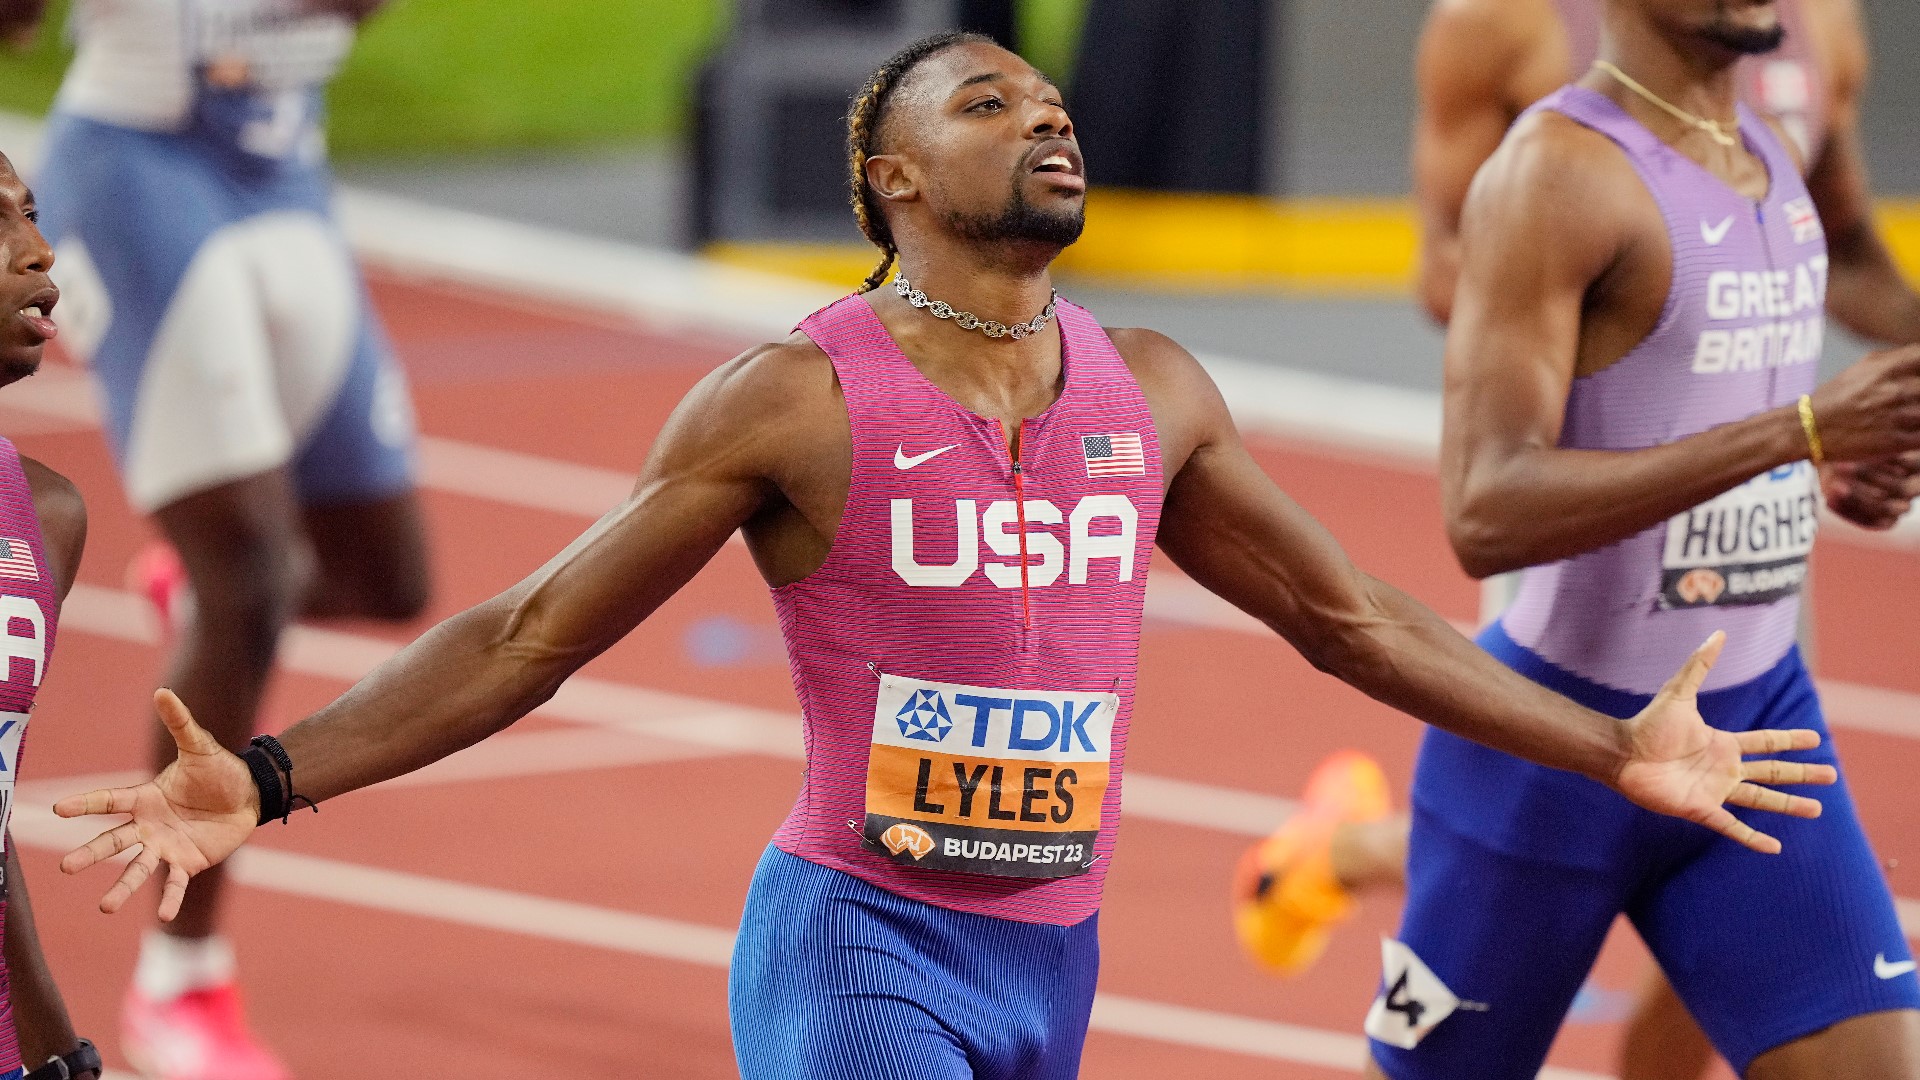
894,274,1059,340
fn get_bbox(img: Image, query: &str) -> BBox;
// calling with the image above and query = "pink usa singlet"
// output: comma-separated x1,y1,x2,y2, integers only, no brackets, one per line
0,438,61,1076
769,294,1163,926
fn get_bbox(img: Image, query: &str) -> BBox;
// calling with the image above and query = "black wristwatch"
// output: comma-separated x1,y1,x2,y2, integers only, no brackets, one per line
23,1038,101,1080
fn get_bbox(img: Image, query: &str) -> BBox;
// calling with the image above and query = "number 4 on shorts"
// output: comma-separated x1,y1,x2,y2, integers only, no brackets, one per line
1364,938,1462,1049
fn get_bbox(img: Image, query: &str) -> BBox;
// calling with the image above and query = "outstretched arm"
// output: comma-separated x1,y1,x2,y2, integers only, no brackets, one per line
1126,330,1832,853
57,340,835,916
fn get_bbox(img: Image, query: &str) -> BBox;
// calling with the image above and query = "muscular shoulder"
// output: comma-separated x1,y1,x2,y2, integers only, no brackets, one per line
19,456,86,601
703,333,840,419
1467,109,1642,243
1105,327,1233,473
649,332,845,482
1106,327,1214,401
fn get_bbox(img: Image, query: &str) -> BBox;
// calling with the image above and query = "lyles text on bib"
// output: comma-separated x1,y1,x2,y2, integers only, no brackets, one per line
862,673,1117,879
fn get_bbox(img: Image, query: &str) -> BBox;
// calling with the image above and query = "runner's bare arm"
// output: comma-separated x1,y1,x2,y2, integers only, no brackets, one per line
261,339,833,800
7,459,88,1062
1443,117,1920,578
54,340,842,914
1411,0,1559,324
1119,330,1833,853
1806,0,1920,346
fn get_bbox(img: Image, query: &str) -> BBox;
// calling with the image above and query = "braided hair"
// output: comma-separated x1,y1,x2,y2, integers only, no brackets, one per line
847,31,994,292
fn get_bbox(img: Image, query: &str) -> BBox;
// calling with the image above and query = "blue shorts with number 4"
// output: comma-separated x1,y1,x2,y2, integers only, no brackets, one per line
1369,623,1919,1080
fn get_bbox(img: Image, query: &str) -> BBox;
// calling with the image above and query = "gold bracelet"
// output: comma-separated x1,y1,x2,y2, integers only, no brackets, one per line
1797,394,1826,468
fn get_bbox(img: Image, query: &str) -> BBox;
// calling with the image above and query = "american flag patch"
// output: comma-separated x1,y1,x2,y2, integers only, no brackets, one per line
0,539,34,581
1082,433,1145,477
1783,197,1821,245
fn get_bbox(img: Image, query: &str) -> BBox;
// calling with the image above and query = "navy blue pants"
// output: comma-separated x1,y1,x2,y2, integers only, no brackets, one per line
730,846,1100,1079
1373,626,1918,1078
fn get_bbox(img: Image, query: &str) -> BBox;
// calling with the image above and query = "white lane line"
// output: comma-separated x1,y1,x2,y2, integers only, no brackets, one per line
9,800,1608,1078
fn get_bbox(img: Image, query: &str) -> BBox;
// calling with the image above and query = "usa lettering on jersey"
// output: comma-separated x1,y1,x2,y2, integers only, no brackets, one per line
0,595,46,688
890,495,1138,588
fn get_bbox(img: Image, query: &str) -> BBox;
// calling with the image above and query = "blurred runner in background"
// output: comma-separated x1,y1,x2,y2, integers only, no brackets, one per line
1,2,429,1077
1240,1,1920,1077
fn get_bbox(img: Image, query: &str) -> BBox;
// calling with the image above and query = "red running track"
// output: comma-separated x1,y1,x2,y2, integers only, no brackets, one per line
5,272,1917,1079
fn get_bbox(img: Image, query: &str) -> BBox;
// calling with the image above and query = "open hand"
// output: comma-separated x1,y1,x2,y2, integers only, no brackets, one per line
54,689,259,920
1612,632,1837,854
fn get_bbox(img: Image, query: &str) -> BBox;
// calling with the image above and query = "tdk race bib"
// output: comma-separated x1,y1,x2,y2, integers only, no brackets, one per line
863,673,1117,879
1660,462,1817,609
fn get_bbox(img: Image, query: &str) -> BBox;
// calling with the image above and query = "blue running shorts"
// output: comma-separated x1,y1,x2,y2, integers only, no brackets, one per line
1370,623,1918,1079
731,845,1100,1080
33,87,415,513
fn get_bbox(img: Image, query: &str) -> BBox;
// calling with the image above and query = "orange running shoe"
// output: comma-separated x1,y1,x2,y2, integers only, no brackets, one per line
1231,749,1392,976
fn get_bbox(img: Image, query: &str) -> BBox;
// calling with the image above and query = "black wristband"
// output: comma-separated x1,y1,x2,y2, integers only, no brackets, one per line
24,1037,102,1080
246,734,316,824
241,744,288,826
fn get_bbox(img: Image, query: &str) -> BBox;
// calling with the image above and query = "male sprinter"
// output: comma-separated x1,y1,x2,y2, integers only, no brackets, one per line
53,34,1837,1079
1359,0,1920,1076
1244,0,1920,1073
2,0,430,1075
0,149,107,1080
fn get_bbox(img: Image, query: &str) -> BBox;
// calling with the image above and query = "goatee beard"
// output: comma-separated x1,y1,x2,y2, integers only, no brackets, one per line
1703,20,1786,55
944,184,1085,247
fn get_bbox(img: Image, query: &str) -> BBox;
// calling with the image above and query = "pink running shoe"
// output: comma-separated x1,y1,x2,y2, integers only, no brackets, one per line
122,983,291,1080
127,541,192,634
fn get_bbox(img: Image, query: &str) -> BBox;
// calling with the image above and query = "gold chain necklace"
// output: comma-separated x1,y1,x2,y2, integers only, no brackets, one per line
1593,61,1738,148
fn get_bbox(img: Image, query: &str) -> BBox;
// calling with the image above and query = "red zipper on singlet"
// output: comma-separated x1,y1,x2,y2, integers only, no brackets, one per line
1005,419,1033,629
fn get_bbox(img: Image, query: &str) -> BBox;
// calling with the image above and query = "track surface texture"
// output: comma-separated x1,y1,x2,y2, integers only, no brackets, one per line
5,271,1916,1080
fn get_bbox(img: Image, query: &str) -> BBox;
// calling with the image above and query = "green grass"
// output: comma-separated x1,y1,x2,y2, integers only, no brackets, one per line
0,0,1090,159
1021,0,1092,83
329,0,727,156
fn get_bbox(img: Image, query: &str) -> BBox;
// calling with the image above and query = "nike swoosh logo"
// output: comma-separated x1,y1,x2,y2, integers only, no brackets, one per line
1876,954,1918,980
1700,216,1735,245
895,443,959,470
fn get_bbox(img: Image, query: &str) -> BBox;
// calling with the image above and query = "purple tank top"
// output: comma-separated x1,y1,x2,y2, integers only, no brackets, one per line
1500,86,1826,695
1552,0,1829,162
0,438,61,1076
